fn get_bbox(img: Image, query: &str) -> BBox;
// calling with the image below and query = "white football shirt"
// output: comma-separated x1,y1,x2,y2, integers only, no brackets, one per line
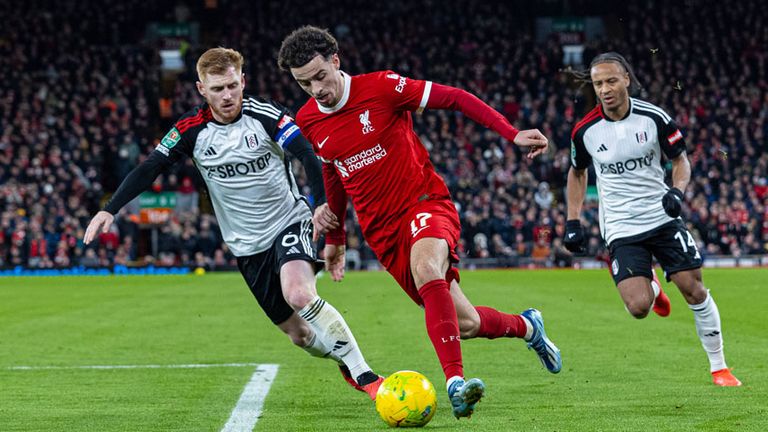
154,95,310,256
570,98,686,245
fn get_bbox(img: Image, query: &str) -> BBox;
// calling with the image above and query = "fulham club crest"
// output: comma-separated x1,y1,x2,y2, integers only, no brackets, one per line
636,131,648,144
245,134,259,150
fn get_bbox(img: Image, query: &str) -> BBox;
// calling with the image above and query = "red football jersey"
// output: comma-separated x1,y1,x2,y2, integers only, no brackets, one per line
296,70,451,249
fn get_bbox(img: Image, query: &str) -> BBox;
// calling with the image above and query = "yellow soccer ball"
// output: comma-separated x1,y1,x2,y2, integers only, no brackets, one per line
375,370,437,428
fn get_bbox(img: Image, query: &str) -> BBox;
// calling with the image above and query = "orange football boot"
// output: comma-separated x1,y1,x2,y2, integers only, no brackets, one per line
361,375,385,400
712,368,742,387
339,365,384,400
651,270,671,317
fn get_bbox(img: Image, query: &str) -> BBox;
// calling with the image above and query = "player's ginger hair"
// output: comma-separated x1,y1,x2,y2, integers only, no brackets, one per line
196,47,244,81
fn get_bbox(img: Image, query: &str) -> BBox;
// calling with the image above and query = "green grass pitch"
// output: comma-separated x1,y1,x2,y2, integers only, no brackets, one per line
0,268,766,431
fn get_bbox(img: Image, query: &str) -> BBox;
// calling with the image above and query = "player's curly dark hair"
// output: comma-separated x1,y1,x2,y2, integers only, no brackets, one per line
278,26,339,71
564,52,643,96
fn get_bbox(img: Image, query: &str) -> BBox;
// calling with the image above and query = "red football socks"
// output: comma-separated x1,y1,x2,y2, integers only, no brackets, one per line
418,279,463,380
475,306,528,339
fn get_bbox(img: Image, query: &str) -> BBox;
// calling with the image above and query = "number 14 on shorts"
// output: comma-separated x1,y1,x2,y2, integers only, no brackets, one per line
674,230,701,259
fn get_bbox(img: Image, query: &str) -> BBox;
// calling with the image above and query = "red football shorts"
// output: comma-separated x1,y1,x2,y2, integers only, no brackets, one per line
377,197,461,306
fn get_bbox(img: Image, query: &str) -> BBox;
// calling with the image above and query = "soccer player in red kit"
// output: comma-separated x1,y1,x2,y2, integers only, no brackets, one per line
278,26,562,418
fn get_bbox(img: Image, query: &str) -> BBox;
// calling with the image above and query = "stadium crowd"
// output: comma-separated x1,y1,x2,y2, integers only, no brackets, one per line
1,0,766,269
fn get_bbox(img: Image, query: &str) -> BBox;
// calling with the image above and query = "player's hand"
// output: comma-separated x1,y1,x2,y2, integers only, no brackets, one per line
563,219,586,253
84,211,114,245
312,203,339,242
513,129,549,159
323,244,346,282
662,187,684,218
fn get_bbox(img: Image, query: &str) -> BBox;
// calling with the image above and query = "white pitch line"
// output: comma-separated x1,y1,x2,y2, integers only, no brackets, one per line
4,362,262,371
221,364,279,432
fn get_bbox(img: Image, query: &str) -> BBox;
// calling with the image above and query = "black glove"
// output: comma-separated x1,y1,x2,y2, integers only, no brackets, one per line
662,187,684,218
563,219,586,253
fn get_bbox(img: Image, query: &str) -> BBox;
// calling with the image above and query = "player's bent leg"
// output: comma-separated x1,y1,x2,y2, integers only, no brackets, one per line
616,276,655,319
411,238,464,381
280,260,319,310
410,237,452,288
296,295,382,396
449,280,560,373
449,280,481,338
281,260,381,397
418,278,464,381
669,268,707,305
282,314,383,398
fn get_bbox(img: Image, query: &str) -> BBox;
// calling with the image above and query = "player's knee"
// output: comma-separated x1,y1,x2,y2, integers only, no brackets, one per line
283,285,315,310
625,301,650,319
458,315,480,339
681,282,707,305
412,261,443,287
289,334,310,347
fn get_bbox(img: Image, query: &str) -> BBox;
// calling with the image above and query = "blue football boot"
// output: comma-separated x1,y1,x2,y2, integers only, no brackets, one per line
447,377,485,419
521,308,562,373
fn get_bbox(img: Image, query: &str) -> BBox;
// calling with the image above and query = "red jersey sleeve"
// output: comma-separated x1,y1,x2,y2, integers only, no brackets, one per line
322,161,348,245
372,71,520,143
373,70,433,113
426,83,519,143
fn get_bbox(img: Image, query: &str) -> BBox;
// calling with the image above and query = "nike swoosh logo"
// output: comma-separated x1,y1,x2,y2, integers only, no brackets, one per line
317,136,329,149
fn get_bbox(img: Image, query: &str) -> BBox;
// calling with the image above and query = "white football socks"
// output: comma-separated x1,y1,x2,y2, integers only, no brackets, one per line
522,316,534,341
299,296,372,381
301,331,333,358
650,278,660,299
688,290,727,372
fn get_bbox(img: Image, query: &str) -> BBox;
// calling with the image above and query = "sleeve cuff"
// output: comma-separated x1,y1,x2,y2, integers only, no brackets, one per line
325,229,347,245
416,81,432,114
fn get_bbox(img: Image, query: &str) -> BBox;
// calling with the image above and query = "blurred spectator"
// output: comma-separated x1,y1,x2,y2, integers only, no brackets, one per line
79,248,100,267
534,182,553,210
531,236,551,263
175,176,199,216
345,235,363,271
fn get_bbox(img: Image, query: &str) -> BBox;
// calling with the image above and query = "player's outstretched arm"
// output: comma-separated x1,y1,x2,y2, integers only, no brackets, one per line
324,244,346,282
83,153,167,245
424,83,548,158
